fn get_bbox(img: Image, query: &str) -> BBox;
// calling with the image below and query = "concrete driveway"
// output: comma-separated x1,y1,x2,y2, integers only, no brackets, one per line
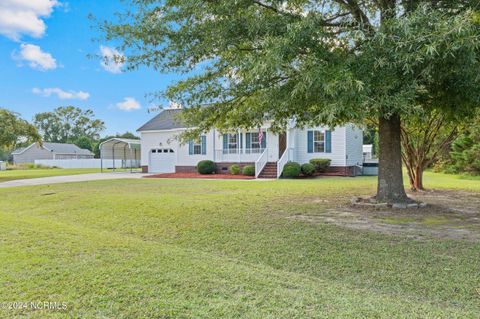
0,172,150,188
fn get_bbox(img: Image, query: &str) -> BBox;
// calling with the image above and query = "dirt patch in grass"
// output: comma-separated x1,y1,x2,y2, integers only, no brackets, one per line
288,189,480,242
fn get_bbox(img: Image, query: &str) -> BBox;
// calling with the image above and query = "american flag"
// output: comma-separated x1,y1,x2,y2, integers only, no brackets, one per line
258,128,263,146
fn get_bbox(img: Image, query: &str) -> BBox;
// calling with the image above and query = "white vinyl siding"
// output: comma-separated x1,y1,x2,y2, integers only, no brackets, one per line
345,124,364,166
13,145,53,164
292,126,347,166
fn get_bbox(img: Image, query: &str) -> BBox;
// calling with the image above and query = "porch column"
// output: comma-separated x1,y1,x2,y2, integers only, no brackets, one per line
286,129,290,161
290,129,296,161
237,130,241,163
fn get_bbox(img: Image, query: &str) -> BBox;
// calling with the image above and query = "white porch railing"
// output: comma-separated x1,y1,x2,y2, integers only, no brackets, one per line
277,148,292,178
215,148,266,162
255,149,268,178
220,148,265,155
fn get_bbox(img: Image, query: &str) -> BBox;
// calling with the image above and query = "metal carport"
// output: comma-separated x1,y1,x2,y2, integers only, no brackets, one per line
99,138,141,172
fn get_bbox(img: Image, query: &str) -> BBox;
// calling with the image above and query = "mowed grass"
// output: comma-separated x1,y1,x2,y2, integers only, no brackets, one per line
0,174,479,318
0,168,101,182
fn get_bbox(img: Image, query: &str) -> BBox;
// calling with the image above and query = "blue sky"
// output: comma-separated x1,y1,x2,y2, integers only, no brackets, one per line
0,0,178,136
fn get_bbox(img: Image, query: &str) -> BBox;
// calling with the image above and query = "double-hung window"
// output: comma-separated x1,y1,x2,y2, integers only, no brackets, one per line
228,134,238,152
189,136,206,155
250,133,261,151
223,133,242,154
246,131,266,154
313,131,325,153
193,140,202,155
308,130,332,153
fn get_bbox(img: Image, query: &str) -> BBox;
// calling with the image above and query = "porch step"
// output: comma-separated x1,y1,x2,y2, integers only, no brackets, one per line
258,162,277,179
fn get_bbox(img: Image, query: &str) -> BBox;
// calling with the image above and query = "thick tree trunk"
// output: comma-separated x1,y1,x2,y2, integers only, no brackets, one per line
376,115,409,203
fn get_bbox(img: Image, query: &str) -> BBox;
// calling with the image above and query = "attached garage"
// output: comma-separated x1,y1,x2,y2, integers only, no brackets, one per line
149,148,176,173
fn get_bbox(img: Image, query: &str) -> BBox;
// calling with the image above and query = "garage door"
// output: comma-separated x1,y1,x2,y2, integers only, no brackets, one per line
149,148,176,173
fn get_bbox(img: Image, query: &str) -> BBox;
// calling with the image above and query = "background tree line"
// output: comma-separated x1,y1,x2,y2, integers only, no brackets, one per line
0,106,138,161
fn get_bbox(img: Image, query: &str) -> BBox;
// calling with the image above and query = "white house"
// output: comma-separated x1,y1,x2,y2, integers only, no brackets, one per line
138,109,363,178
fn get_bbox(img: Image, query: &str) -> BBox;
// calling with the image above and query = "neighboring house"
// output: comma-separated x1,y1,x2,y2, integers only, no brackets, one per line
12,142,94,164
138,109,363,178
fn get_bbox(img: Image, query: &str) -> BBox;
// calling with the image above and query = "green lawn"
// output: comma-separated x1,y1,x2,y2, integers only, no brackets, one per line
0,173,479,318
0,168,101,182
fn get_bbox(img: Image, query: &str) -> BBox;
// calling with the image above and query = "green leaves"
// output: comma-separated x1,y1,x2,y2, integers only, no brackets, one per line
100,1,480,134
449,111,480,175
0,108,41,150
33,106,105,143
360,6,480,119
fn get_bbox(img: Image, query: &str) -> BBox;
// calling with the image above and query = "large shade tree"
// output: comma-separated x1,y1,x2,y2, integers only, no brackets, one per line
101,1,480,203
34,106,105,143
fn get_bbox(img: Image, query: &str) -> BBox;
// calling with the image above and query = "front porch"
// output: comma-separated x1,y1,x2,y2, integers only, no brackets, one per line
213,130,290,178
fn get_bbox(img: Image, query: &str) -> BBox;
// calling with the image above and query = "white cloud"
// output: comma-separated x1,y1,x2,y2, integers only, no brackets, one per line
100,45,125,74
32,87,90,100
116,97,141,111
14,43,57,71
0,0,59,41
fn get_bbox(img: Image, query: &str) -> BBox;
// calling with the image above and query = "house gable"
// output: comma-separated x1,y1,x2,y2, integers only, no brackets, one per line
13,144,53,164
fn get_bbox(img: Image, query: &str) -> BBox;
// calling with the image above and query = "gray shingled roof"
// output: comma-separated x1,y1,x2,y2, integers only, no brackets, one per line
13,142,93,155
11,147,26,155
137,109,186,132
43,142,94,155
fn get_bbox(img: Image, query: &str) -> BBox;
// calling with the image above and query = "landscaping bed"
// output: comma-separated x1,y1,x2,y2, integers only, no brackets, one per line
146,172,255,179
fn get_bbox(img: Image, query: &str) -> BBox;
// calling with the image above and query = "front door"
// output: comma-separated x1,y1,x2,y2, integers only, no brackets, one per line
278,132,287,157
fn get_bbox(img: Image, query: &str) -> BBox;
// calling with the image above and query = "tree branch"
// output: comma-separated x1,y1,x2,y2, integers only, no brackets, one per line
342,0,374,32
252,1,301,18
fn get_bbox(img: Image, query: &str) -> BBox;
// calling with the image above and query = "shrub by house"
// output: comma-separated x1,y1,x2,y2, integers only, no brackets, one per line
197,160,215,174
301,163,315,177
242,165,255,176
309,158,331,173
230,165,240,175
282,162,301,178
